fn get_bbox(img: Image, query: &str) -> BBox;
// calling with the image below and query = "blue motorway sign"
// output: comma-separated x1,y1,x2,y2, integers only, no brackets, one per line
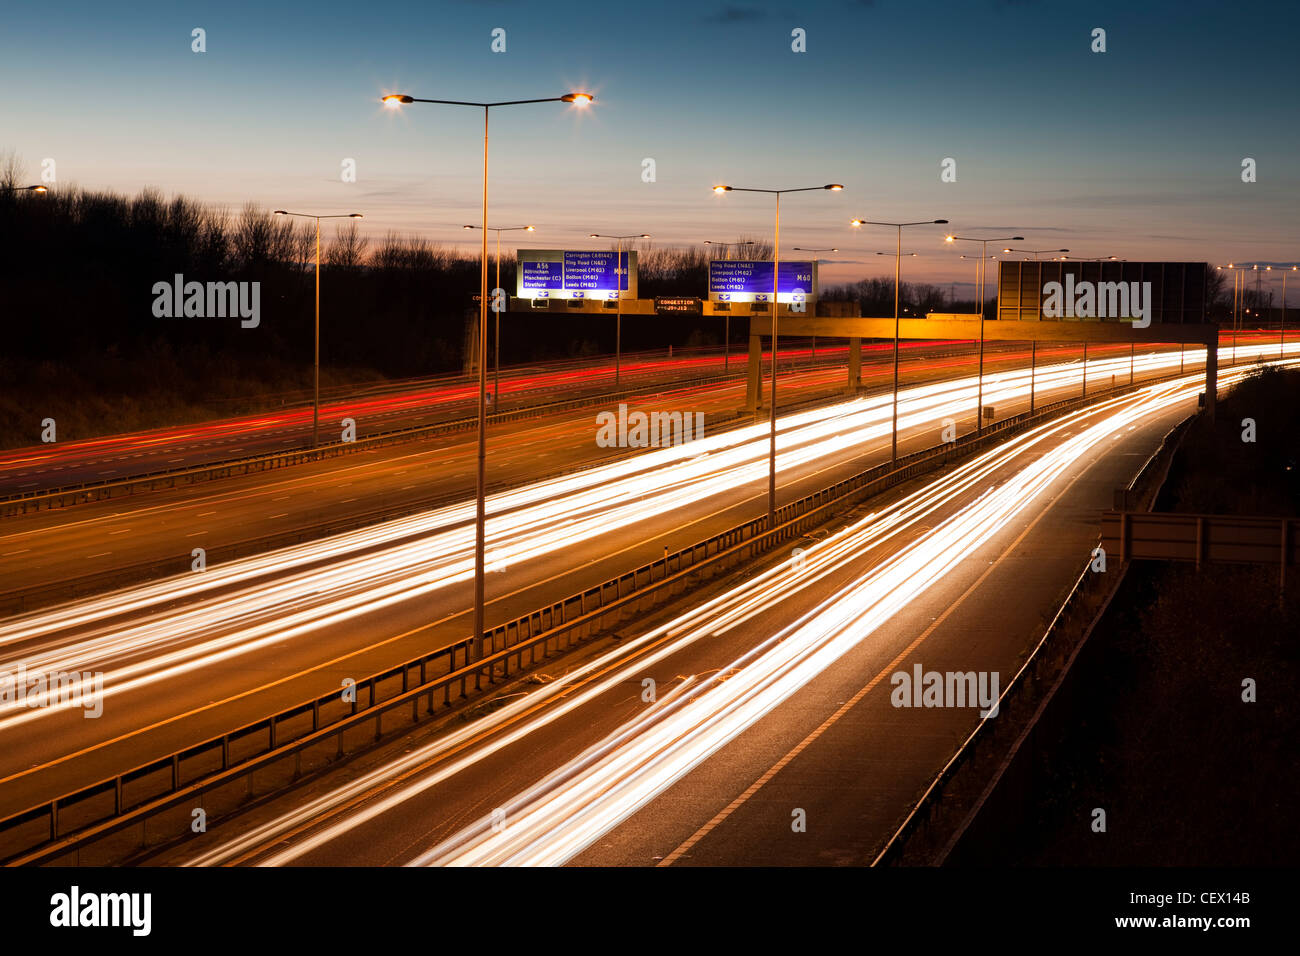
520,260,563,291
563,251,630,291
708,260,815,301
517,249,635,298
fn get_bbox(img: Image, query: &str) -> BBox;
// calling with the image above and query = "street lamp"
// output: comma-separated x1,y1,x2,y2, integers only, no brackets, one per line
589,233,649,387
382,89,591,670
1003,247,1068,260
464,223,535,406
703,239,756,259
850,218,949,462
792,247,838,368
272,210,364,448
1,184,47,192
1265,265,1297,359
714,182,844,530
1220,263,1255,365
945,234,1024,433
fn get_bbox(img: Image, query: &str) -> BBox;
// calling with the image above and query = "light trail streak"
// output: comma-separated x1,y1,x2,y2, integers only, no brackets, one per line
178,357,1293,866
409,365,1282,866
0,345,1289,732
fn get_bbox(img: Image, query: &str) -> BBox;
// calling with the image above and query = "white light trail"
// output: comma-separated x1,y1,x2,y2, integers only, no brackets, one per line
178,357,1294,866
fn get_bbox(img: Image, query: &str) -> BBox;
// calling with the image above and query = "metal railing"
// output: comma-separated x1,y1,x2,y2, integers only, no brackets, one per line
870,413,1195,866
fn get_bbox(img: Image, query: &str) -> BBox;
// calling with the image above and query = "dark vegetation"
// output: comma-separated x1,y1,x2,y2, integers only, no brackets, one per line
0,158,980,447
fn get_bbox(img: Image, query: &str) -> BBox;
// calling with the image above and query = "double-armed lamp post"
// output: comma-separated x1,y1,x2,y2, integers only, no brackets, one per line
713,183,844,531
589,232,650,387
1003,247,1068,260
945,233,1023,434
1265,265,1297,358
382,89,592,667
850,219,949,462
464,223,535,405
792,246,838,368
272,209,364,447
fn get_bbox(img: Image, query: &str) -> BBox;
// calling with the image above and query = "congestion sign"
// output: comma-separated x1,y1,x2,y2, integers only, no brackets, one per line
517,249,638,300
707,260,817,304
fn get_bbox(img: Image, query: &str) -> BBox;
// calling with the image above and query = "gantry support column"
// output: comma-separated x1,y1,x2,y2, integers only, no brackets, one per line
746,331,764,413
848,337,862,391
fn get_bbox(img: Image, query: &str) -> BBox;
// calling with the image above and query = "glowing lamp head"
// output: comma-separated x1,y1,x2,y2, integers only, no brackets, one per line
944,235,955,243
31,185,48,193
382,94,413,107
850,219,865,227
561,93,593,106
525,225,535,231
713,185,730,194
825,184,844,191
349,213,363,218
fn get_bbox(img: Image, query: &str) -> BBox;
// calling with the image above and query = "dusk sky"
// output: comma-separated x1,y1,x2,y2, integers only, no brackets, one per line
3,0,1297,297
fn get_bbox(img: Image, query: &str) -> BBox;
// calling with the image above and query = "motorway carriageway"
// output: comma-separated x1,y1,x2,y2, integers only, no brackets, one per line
0,340,954,493
0,339,1286,820
0,340,1188,597
158,357,1295,866
0,335,1227,495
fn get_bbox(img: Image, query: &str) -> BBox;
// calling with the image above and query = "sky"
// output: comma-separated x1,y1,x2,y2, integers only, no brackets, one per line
3,0,1298,299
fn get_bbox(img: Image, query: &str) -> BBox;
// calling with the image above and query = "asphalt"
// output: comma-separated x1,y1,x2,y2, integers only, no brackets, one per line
0,342,1206,827
0,341,1144,599
144,375,1201,866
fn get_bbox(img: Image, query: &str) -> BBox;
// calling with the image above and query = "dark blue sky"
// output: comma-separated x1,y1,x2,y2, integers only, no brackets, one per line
3,0,1297,294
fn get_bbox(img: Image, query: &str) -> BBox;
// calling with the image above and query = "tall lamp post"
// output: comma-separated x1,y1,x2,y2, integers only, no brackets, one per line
792,246,838,368
1265,265,1297,358
703,240,756,372
589,232,649,387
1220,263,1253,365
273,210,364,447
945,234,1024,433
382,89,592,668
850,218,949,462
713,182,844,530
464,223,535,406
